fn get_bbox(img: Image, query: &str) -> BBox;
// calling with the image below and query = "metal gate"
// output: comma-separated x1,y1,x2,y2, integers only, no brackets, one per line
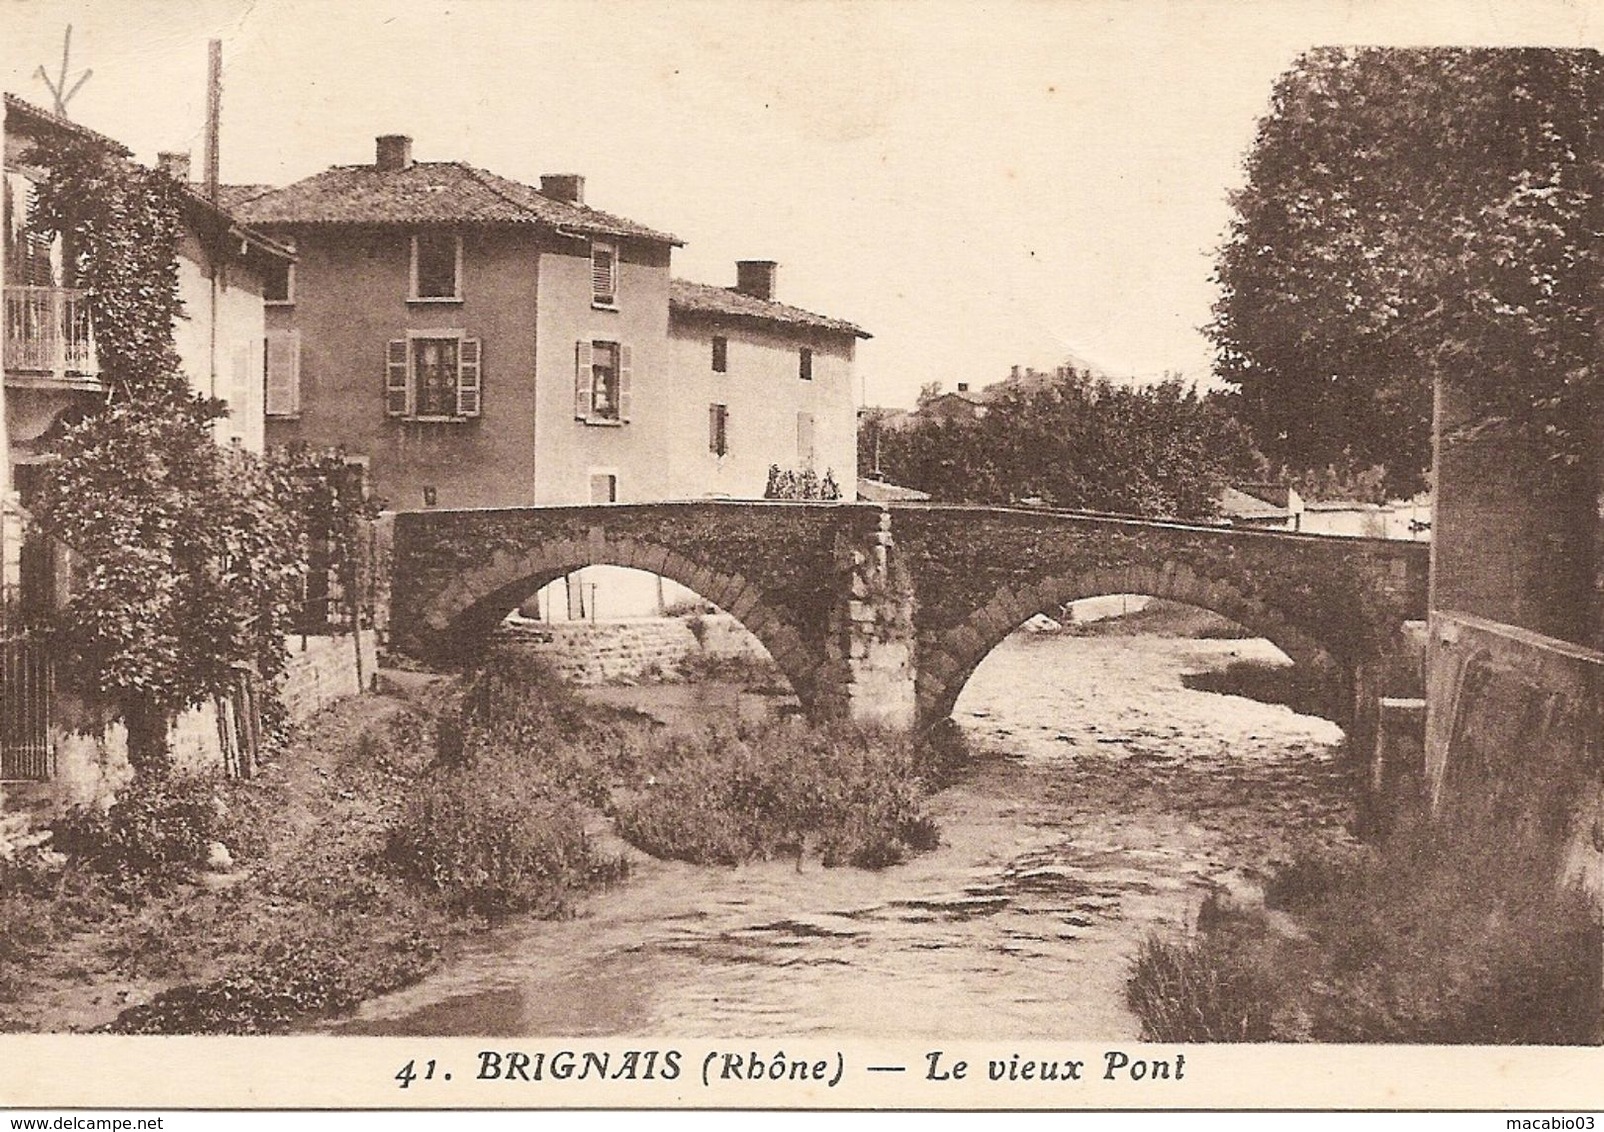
1,633,54,781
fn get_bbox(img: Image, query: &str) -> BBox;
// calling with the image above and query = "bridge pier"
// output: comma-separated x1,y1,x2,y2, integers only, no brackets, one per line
833,509,919,728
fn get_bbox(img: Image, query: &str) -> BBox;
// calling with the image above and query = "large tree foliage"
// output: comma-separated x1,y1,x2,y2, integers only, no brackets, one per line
1210,48,1604,496
871,371,1259,520
24,137,310,772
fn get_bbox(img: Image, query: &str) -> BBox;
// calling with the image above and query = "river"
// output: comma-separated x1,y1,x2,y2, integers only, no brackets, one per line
323,629,1355,1039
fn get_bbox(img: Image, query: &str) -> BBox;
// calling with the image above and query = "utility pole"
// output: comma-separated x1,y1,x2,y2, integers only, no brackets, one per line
203,40,222,201
35,25,92,117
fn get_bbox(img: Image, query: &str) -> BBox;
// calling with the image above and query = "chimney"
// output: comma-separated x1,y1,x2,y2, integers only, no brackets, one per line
157,151,192,182
735,260,778,301
375,135,414,172
1010,365,1022,381
539,174,585,204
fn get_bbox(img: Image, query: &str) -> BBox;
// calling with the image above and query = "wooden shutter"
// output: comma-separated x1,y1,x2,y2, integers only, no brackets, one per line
456,337,482,417
617,344,633,421
574,340,593,419
709,403,728,456
265,329,301,416
386,339,410,416
591,243,616,302
797,411,815,467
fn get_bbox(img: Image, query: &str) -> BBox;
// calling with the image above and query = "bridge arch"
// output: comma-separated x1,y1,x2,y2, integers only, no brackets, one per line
915,561,1340,727
414,535,825,715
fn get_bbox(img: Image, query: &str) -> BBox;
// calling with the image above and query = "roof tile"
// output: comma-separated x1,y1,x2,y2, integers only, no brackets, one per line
670,278,869,338
233,160,681,244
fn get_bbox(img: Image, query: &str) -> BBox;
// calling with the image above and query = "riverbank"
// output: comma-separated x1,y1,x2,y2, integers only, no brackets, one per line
0,652,939,1033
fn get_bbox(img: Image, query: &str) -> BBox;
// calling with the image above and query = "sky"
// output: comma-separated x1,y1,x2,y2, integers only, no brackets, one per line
3,0,1601,408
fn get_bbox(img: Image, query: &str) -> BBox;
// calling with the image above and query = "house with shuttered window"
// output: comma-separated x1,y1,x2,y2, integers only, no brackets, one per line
230,135,867,512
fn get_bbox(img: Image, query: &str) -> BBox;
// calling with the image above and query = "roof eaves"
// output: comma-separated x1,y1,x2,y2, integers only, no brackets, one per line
3,93,134,157
176,183,296,261
670,280,871,339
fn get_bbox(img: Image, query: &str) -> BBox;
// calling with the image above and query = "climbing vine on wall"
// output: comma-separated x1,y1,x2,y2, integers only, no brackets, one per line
23,134,309,773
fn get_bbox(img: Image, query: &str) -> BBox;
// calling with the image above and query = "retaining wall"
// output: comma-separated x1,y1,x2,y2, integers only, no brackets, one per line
497,612,768,684
1425,610,1604,912
5,632,376,819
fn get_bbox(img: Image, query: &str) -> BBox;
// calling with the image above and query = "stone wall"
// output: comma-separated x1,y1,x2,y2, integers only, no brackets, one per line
6,632,376,819
1425,610,1604,913
281,632,378,721
497,612,767,685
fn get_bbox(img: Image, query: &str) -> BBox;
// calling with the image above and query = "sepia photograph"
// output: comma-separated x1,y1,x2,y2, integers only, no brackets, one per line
0,0,1601,1114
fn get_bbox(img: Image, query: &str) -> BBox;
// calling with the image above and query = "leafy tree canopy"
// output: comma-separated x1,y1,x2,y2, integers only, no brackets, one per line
22,136,359,772
1210,47,1604,496
869,370,1259,521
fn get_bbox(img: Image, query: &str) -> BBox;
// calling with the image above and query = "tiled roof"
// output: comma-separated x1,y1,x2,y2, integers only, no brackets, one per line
3,93,133,156
216,184,275,211
233,161,681,244
670,279,869,339
5,94,290,262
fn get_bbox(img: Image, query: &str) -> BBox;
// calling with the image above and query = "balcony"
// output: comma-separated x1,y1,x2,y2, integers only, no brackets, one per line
3,286,100,389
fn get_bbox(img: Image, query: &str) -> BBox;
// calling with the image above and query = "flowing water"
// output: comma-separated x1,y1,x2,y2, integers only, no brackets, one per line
323,630,1355,1039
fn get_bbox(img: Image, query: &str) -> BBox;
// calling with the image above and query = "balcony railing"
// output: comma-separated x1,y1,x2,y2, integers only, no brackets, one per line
3,285,99,384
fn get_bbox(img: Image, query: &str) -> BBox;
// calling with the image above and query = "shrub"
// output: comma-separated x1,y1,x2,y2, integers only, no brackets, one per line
109,917,443,1034
1127,812,1604,1044
50,772,225,888
615,720,937,868
1125,904,1284,1042
384,762,623,919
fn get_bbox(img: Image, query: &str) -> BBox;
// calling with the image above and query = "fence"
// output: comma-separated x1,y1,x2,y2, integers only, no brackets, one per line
1,632,54,781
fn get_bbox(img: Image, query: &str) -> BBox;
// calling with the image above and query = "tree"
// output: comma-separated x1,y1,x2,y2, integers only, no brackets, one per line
24,135,310,773
1210,48,1604,497
874,370,1259,521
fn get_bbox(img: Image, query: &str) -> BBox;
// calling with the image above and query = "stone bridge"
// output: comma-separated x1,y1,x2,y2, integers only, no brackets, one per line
389,502,1429,732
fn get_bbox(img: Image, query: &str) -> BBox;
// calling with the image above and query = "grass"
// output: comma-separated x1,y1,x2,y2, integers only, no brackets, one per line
1126,804,1603,1044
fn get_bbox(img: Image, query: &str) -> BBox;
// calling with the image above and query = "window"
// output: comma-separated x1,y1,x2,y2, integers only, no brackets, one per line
709,403,728,456
262,259,293,305
589,472,618,504
265,329,301,417
385,331,482,418
711,335,728,373
796,411,816,468
799,347,813,381
574,339,632,423
410,232,461,300
591,241,618,307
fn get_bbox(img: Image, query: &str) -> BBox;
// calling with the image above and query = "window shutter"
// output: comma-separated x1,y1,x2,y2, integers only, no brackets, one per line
265,329,301,416
797,411,815,467
617,344,633,421
385,339,409,416
456,337,482,417
592,244,616,302
574,340,593,419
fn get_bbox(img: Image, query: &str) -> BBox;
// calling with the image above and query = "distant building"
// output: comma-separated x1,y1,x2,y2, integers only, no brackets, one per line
1219,481,1430,540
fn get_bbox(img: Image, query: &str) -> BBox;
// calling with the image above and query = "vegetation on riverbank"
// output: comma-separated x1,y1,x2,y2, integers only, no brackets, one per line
1126,808,1603,1043
0,649,948,1033
616,721,940,868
